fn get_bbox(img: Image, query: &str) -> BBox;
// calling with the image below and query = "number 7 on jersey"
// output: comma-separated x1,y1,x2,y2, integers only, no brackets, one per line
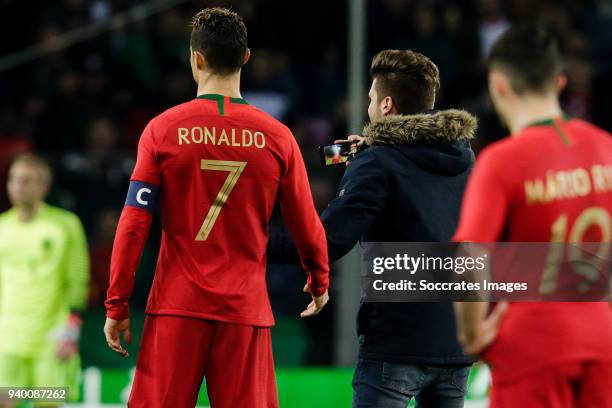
196,159,247,241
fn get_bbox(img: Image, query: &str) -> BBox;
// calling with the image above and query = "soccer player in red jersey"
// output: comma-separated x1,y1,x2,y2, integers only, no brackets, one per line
103,8,330,408
453,25,612,408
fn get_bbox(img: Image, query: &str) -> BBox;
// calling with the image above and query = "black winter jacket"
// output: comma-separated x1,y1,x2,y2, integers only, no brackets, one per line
268,109,478,365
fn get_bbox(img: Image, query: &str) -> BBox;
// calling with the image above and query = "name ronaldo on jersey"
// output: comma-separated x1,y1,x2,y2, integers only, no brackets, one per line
178,126,266,148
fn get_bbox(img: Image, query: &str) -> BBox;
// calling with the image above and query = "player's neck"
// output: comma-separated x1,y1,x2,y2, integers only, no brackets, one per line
15,201,43,223
507,96,563,135
196,71,242,99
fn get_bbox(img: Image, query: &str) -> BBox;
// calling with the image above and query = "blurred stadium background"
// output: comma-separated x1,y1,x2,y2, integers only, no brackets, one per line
1,0,612,406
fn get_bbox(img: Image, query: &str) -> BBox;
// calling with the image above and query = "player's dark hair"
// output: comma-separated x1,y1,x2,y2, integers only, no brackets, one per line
190,8,248,75
370,49,440,115
488,25,563,95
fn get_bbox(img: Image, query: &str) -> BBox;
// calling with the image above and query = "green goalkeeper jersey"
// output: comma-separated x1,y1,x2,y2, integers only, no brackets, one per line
0,203,90,356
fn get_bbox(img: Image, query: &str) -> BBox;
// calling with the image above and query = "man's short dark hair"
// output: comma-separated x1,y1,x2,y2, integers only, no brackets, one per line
190,8,248,75
488,25,563,95
370,49,440,115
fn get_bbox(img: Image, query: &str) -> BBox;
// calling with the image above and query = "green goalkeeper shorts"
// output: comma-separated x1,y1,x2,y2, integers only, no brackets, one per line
0,352,80,401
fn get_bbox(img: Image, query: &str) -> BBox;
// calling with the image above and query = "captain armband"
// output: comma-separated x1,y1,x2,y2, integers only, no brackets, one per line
125,180,159,214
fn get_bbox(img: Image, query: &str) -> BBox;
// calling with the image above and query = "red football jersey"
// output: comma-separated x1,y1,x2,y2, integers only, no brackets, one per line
454,117,612,382
105,94,329,326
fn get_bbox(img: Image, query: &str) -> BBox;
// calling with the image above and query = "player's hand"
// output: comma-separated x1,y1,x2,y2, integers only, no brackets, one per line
52,312,82,361
300,283,329,317
460,301,509,356
104,317,132,358
57,340,79,361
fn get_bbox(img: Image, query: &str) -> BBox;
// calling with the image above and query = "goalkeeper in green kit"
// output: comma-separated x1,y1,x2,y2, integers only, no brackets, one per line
0,154,89,403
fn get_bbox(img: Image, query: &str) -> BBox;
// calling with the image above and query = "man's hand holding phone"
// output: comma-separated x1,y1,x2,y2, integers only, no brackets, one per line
334,134,366,152
318,135,367,167
334,135,367,166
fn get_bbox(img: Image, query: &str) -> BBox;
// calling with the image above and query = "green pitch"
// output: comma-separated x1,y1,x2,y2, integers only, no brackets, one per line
54,366,488,407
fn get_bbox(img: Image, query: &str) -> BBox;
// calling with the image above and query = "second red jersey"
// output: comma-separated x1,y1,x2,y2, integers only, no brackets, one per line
454,117,612,382
106,94,329,326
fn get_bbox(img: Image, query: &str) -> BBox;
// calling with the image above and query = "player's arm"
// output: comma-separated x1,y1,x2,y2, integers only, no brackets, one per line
279,132,330,317
104,122,161,356
0,226,2,320
56,213,90,360
453,148,510,355
65,214,90,312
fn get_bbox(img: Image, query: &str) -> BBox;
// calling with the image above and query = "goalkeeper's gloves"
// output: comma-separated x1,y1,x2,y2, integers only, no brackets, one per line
50,312,82,360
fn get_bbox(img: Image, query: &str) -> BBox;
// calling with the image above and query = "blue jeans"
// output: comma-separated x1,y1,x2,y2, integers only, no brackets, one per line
352,359,470,408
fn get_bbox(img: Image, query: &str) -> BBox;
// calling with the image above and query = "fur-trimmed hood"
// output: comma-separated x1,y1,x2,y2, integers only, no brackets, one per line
360,109,477,176
363,109,478,146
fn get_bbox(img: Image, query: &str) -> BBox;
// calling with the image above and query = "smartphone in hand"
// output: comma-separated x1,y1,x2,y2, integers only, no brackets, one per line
318,144,352,167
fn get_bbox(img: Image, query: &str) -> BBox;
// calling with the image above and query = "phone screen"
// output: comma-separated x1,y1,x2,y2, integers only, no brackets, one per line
318,144,351,166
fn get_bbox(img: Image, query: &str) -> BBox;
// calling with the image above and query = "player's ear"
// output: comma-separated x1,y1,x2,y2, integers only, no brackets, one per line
243,49,251,66
555,73,568,95
41,182,51,199
39,173,51,200
191,48,206,71
488,70,511,101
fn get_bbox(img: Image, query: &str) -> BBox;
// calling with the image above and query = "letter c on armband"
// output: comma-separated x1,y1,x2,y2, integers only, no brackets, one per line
125,180,159,213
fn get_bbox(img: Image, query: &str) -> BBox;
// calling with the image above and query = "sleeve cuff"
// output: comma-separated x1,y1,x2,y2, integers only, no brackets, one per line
105,305,129,321
307,273,329,297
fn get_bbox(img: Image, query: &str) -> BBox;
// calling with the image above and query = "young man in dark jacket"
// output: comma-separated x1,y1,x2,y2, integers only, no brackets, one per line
268,49,478,407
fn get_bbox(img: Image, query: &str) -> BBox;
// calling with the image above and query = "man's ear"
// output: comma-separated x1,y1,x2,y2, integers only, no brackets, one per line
381,96,394,116
243,49,251,66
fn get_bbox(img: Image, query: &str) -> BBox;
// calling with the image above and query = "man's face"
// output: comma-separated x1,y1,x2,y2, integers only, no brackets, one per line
7,163,48,207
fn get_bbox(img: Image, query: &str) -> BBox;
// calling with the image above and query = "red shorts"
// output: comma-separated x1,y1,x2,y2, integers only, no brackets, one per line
490,360,612,408
128,315,278,408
